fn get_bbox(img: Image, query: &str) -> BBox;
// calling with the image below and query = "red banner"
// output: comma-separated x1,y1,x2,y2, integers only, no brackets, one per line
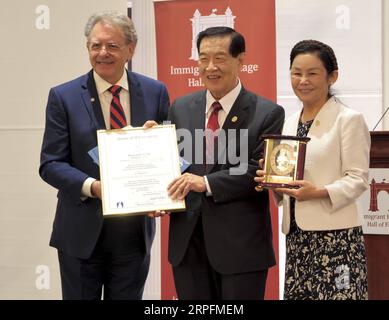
154,0,279,300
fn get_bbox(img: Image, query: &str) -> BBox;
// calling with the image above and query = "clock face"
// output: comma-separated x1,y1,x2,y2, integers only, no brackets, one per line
269,143,296,176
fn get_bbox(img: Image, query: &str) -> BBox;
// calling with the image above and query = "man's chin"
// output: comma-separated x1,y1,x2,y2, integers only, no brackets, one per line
208,88,225,100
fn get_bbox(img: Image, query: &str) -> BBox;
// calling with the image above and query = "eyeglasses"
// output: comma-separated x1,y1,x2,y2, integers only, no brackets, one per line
87,42,125,53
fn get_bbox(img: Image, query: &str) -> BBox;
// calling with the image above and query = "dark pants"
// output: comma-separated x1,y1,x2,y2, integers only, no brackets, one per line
58,217,149,300
173,218,268,300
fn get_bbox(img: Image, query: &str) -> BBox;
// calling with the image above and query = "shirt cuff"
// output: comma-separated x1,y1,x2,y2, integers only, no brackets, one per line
204,176,212,196
81,177,97,198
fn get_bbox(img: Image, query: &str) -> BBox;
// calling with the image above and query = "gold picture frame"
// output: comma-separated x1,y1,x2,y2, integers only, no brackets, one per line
260,134,310,188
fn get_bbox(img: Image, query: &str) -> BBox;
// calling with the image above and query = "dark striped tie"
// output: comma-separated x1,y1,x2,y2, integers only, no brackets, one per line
109,85,127,129
205,101,222,165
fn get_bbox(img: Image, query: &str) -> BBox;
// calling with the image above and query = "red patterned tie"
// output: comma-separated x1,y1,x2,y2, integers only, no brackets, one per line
205,101,222,165
109,85,127,129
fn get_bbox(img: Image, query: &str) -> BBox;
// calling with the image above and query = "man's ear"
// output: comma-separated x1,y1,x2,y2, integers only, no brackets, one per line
127,43,136,61
238,52,246,68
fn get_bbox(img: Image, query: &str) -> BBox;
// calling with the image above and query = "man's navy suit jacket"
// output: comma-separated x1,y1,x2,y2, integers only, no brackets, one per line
39,70,169,259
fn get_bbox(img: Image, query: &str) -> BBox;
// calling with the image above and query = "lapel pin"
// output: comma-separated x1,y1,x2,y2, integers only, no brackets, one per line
91,97,95,102
315,120,320,126
231,116,238,123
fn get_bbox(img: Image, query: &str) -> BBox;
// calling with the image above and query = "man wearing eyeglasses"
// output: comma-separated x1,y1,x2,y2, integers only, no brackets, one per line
39,12,169,300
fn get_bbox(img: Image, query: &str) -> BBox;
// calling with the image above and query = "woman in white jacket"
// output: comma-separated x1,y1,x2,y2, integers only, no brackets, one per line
255,40,370,300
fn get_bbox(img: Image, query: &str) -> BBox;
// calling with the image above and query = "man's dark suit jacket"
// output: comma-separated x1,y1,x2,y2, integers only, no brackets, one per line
168,87,284,274
39,70,169,259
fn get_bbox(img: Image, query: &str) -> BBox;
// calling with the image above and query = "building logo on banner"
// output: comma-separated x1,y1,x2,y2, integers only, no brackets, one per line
190,8,235,60
369,178,389,212
358,169,389,234
170,7,259,89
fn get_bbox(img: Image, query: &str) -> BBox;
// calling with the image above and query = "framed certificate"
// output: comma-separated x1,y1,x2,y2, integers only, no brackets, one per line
97,125,185,216
260,134,310,188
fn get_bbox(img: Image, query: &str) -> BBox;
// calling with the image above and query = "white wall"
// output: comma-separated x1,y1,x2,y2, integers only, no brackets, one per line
276,0,382,129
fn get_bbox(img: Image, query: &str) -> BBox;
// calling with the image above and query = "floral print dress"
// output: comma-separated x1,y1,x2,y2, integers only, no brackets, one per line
283,119,368,300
